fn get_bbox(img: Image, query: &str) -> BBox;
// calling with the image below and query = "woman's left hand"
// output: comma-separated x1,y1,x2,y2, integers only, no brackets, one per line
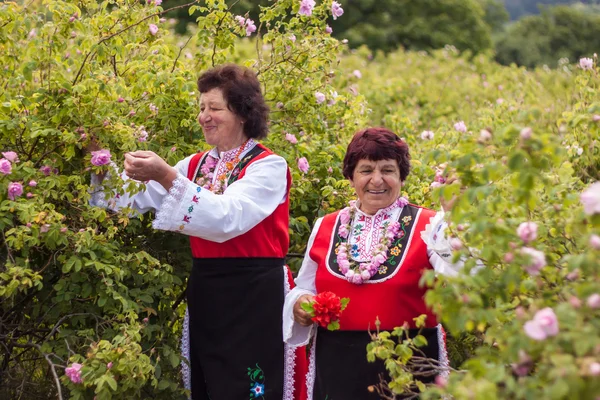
124,151,177,190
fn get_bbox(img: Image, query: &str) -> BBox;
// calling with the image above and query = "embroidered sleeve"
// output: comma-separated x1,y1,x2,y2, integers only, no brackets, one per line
89,156,195,215
283,218,322,346
422,211,484,276
151,155,288,242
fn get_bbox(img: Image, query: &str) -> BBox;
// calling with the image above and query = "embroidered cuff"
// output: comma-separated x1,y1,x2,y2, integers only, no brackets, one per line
152,174,190,231
421,212,453,263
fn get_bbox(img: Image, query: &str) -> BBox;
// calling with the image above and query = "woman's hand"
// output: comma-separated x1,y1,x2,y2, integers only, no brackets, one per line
293,294,315,326
124,151,177,190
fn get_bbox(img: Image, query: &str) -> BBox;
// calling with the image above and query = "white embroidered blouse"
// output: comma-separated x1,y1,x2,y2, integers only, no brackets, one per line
283,200,462,347
89,140,288,242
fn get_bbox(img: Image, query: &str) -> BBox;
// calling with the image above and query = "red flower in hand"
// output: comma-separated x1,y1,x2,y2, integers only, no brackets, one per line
302,291,349,331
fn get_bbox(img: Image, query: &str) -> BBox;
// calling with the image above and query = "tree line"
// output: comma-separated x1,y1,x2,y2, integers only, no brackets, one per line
165,0,600,68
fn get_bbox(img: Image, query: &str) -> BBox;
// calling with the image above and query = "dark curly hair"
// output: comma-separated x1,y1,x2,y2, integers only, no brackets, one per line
342,127,411,181
197,64,269,140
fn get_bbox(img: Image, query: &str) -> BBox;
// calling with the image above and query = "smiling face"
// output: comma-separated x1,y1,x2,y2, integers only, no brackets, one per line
197,88,246,152
349,158,402,215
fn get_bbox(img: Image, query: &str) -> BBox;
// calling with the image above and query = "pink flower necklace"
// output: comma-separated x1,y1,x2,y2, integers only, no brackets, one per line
195,139,249,194
336,197,408,284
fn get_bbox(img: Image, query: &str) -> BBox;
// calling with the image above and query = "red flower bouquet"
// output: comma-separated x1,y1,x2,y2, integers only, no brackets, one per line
301,291,350,331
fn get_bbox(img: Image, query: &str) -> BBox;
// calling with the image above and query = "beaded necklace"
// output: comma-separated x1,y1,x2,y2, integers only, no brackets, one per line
195,139,250,194
336,197,409,284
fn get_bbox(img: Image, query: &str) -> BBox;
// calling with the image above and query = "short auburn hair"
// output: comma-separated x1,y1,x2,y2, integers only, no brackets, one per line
197,64,269,140
342,127,411,181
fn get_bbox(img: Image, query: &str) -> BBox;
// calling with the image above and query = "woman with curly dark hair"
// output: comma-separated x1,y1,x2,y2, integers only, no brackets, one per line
284,127,463,399
91,64,304,400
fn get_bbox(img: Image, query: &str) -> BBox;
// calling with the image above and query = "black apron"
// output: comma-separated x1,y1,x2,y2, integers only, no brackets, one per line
313,327,441,400
187,257,285,400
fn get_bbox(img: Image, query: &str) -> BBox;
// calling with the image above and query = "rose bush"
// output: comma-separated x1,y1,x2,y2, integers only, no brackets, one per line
1,0,599,399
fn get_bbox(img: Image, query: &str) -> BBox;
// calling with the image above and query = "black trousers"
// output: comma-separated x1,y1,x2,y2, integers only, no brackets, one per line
313,327,441,400
187,258,285,400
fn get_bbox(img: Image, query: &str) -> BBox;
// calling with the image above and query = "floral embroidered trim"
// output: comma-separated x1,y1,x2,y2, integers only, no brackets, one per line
336,197,408,284
248,364,265,399
181,308,191,395
305,332,317,400
282,267,296,400
437,323,450,378
196,139,253,194
153,174,189,231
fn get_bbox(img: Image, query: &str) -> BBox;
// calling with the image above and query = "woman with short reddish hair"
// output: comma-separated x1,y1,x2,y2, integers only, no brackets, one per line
283,127,462,399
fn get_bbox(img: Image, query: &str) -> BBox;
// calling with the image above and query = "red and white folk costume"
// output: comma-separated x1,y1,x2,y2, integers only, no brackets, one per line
283,199,460,400
91,139,306,400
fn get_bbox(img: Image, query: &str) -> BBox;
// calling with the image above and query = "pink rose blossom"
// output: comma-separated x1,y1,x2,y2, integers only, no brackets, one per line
170,146,177,152
434,375,447,388
503,252,514,263
39,166,52,176
454,121,467,133
331,1,344,20
327,167,333,173
352,69,362,79
566,269,580,281
579,57,594,71
154,0,162,5
517,222,538,243
587,293,600,309
90,149,112,166
0,159,12,175
149,103,158,113
450,238,463,250
149,24,158,36
235,16,246,26
2,151,19,163
245,19,257,36
28,180,37,187
589,234,600,249
479,129,492,141
117,97,125,103
524,307,559,341
593,115,600,122
315,92,326,104
60,227,68,233
8,182,23,200
520,247,546,275
589,362,600,376
325,25,333,34
297,157,309,174
26,223,32,228
420,130,434,140
298,0,316,16
511,350,532,377
65,363,83,384
128,110,136,117
289,34,296,43
138,130,148,142
26,193,33,198
107,362,113,369
28,29,36,39
569,296,582,308
40,224,50,233
581,182,600,215
520,127,532,140
285,133,298,144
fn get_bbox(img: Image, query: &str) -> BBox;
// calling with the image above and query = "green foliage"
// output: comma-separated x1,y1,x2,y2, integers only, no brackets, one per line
495,5,600,68
1,0,600,399
0,0,364,397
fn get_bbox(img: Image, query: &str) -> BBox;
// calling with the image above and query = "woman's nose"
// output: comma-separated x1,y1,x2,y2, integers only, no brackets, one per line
371,170,383,184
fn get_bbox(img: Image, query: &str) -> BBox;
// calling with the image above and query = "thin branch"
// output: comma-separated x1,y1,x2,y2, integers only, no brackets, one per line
171,35,193,73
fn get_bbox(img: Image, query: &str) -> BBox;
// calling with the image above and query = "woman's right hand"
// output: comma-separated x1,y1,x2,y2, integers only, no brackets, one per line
293,294,315,326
